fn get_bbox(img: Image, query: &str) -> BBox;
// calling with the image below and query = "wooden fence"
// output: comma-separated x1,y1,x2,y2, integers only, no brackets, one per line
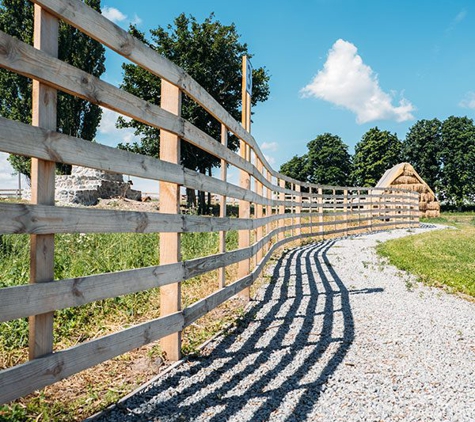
0,0,419,404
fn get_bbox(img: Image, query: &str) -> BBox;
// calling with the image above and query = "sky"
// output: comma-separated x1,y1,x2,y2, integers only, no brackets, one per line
1,0,475,193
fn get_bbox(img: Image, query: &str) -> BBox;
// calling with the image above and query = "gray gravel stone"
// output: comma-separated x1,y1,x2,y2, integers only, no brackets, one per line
91,225,475,422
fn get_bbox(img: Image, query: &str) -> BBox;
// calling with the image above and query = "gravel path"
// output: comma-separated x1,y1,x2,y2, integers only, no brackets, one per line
93,225,475,422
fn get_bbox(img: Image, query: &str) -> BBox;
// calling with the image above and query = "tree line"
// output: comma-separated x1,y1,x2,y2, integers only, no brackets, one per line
279,117,475,208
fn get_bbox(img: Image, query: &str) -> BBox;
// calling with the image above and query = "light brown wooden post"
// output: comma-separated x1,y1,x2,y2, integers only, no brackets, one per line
159,80,182,361
333,189,336,234
369,189,373,232
29,5,58,360
278,179,285,241
218,124,227,288
343,189,348,236
266,170,272,253
296,184,302,240
318,187,324,240
238,141,250,301
238,56,251,302
256,158,264,263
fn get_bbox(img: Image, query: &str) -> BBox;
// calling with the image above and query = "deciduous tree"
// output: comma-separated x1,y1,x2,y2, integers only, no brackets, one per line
0,0,106,178
439,116,475,208
117,14,270,212
306,133,352,186
402,118,442,192
351,127,402,187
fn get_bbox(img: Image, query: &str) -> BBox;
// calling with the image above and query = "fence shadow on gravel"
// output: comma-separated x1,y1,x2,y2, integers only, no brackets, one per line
97,239,384,421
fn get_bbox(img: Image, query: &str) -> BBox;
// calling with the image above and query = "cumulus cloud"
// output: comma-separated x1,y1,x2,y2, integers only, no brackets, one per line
97,108,139,147
261,142,278,152
459,92,475,109
102,6,127,23
0,152,18,189
102,6,142,26
300,39,415,124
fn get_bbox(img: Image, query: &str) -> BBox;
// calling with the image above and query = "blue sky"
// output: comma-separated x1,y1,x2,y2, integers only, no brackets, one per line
1,0,474,192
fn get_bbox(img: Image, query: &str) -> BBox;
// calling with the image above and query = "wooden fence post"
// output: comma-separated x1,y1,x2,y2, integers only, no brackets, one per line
238,140,250,302
256,158,264,263
318,187,324,240
279,179,285,241
296,184,301,240
344,189,348,236
218,124,227,288
29,5,58,360
159,80,182,361
266,170,272,253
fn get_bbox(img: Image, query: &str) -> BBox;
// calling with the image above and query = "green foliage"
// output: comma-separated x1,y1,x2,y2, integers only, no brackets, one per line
306,133,352,185
118,13,270,173
279,154,309,182
439,116,475,208
402,118,442,191
0,0,106,178
351,127,402,186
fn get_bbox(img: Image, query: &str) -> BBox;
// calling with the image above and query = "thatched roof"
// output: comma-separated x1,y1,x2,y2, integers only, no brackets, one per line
376,162,436,198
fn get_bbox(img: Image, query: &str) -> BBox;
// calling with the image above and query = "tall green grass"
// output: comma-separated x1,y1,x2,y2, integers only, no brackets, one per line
0,230,238,363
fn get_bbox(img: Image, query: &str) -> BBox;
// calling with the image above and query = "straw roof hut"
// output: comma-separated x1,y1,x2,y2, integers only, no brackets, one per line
376,162,440,218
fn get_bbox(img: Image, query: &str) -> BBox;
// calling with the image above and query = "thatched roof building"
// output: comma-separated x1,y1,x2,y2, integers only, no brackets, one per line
376,162,440,218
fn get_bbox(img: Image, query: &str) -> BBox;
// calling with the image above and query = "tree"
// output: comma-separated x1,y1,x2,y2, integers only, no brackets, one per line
402,118,442,192
351,127,402,187
0,0,106,178
306,133,352,186
117,14,270,212
439,116,475,208
279,154,309,182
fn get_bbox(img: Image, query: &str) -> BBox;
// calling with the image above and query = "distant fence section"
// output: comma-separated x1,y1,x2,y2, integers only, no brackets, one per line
0,0,420,404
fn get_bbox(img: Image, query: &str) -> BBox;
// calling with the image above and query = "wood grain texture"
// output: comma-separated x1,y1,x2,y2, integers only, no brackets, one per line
0,312,184,404
29,5,58,361
159,80,182,361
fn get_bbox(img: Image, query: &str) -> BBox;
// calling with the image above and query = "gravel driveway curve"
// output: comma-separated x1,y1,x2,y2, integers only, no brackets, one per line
92,225,475,422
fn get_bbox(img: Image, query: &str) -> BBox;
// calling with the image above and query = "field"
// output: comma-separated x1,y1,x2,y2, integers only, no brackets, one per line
0,201,255,421
377,213,475,298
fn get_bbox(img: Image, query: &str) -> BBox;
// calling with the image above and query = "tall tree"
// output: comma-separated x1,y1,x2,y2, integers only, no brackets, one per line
439,116,475,208
402,118,442,192
279,154,309,183
351,127,402,187
118,13,270,175
306,133,352,186
0,0,106,178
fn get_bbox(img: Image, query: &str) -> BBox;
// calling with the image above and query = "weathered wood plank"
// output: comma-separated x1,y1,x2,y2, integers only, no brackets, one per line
29,5,57,361
0,312,184,404
0,29,283,196
0,262,184,323
0,117,277,206
159,80,182,362
0,202,303,235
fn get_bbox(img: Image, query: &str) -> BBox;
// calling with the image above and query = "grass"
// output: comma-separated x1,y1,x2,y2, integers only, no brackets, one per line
0,230,243,421
377,213,475,297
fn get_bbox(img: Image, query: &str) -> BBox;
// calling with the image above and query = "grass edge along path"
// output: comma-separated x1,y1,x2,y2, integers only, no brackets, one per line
376,214,475,299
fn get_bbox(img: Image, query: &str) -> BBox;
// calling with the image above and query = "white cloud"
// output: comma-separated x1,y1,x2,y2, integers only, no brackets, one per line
300,39,415,124
459,92,475,109
446,9,467,33
261,141,278,152
0,152,19,189
97,108,139,148
131,14,143,26
102,6,127,24
264,155,276,166
102,6,142,27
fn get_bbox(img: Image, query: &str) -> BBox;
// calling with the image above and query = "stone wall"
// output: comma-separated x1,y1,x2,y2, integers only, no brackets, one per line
24,166,142,205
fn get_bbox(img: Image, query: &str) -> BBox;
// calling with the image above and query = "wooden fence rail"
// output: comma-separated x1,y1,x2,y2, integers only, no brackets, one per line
0,0,419,405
